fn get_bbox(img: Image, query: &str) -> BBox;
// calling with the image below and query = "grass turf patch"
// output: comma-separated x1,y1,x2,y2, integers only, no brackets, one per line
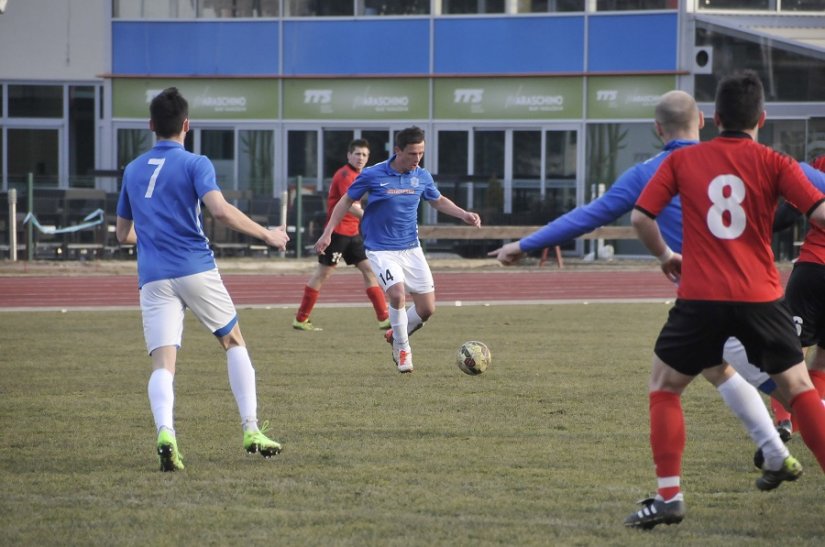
1,303,824,545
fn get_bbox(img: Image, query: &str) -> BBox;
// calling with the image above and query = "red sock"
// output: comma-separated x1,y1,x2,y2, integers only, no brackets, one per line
366,286,388,321
296,286,319,323
808,369,825,399
770,395,793,426
649,390,684,500
790,388,825,472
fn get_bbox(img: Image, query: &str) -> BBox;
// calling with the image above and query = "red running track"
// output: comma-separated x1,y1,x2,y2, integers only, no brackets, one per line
0,269,679,310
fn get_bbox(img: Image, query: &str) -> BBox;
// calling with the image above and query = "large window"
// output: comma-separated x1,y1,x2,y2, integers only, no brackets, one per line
8,129,59,189
287,130,319,188
201,0,279,17
322,130,355,184
69,86,96,188
117,129,153,174
586,122,660,254
543,129,577,229
596,0,675,9
364,0,429,15
113,0,279,18
809,118,825,162
761,119,806,160
8,85,62,118
696,0,824,11
239,130,274,195
473,130,506,218
286,0,350,15
695,24,825,102
113,0,196,18
113,0,683,17
201,129,235,189
2,84,101,190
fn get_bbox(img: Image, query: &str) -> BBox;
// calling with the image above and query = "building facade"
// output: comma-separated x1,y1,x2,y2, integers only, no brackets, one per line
1,0,824,257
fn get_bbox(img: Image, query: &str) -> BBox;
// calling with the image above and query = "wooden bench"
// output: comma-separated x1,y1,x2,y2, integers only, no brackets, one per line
417,225,638,267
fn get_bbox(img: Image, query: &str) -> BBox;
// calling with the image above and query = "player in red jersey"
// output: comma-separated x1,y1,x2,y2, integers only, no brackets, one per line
761,155,825,444
625,71,825,530
782,155,825,422
293,139,389,331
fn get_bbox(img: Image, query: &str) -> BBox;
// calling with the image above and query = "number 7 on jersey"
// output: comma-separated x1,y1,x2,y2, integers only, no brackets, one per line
145,158,166,198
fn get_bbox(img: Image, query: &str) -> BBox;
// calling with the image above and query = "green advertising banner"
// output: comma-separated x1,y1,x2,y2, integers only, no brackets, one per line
283,79,428,120
434,77,583,120
113,79,279,120
587,75,676,119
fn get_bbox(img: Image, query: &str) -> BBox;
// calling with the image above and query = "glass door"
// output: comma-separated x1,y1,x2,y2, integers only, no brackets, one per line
322,128,391,184
433,125,579,226
197,128,235,191
7,127,61,190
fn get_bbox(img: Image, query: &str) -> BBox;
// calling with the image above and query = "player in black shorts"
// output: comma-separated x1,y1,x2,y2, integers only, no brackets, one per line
293,139,389,331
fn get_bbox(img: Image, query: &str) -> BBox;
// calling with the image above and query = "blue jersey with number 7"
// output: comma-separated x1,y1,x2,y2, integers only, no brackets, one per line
117,140,218,287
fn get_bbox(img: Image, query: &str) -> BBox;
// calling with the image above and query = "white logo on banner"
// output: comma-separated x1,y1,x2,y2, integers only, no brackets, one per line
454,89,484,104
304,89,333,104
596,90,618,101
353,92,409,112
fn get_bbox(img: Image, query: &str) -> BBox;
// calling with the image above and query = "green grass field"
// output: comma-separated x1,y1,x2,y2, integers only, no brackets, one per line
2,303,824,545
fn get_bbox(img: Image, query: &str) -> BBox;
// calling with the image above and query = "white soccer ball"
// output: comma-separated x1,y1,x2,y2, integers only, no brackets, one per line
456,341,491,375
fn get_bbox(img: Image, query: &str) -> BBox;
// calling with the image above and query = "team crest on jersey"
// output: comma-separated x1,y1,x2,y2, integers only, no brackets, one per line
410,176,419,188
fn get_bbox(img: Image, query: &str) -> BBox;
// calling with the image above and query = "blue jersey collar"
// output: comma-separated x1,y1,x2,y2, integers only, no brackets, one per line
663,139,698,151
153,140,184,150
384,154,403,175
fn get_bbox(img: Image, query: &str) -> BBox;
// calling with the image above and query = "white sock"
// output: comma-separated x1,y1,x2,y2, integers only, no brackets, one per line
723,337,772,393
227,346,258,432
389,305,409,347
717,373,788,470
148,368,175,434
406,305,423,336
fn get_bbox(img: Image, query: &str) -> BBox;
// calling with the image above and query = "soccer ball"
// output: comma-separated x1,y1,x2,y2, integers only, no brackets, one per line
456,341,491,375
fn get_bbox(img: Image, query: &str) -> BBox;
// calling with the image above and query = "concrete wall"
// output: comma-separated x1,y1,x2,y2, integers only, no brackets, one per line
0,0,107,80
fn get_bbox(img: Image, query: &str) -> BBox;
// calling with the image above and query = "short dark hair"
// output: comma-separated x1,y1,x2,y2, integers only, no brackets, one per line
715,70,764,131
349,138,370,152
395,126,425,150
150,87,188,139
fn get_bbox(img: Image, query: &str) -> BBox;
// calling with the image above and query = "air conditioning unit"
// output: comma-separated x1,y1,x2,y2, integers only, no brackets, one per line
693,47,714,75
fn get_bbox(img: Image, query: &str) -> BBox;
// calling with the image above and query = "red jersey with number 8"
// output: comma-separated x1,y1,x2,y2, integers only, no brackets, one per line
636,133,825,302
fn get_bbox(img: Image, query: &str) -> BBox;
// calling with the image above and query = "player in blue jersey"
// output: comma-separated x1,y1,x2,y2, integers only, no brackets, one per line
116,87,290,471
490,90,810,479
314,126,481,373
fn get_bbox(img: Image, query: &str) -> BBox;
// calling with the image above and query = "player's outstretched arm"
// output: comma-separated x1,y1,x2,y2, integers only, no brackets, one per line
429,195,481,227
490,166,648,266
487,241,524,266
202,190,289,250
315,195,355,254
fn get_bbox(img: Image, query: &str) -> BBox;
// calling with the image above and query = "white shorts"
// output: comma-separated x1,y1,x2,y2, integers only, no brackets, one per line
139,269,237,354
366,247,435,295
